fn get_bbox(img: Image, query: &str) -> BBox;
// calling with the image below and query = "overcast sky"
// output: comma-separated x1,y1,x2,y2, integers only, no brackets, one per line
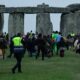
0,0,80,34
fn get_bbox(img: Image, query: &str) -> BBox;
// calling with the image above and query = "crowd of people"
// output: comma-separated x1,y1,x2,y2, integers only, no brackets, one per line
0,31,80,74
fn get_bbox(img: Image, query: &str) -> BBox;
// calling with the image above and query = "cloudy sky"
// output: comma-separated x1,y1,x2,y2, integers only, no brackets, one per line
0,0,80,34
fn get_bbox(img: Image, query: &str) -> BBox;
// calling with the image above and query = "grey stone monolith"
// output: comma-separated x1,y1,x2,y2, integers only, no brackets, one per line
36,3,53,35
0,14,4,33
8,13,24,37
0,5,5,33
60,4,80,36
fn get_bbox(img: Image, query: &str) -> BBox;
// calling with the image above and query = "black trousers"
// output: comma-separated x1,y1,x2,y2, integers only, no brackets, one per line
36,46,45,60
12,52,23,72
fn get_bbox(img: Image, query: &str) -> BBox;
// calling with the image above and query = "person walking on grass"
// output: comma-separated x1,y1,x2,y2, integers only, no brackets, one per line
35,33,46,60
0,33,7,60
11,33,25,74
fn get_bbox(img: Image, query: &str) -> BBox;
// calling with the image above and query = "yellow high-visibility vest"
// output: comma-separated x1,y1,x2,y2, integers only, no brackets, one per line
12,37,23,46
71,33,75,37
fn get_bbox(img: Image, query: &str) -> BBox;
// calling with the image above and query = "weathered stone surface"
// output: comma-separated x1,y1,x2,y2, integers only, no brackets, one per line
60,12,75,36
1,7,70,13
60,4,80,36
8,13,24,37
0,14,4,32
0,5,5,33
36,3,53,35
67,4,80,12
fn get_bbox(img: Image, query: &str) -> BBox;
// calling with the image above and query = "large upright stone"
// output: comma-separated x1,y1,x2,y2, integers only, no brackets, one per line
60,4,80,36
36,3,53,35
0,14,4,33
0,5,5,33
8,13,24,37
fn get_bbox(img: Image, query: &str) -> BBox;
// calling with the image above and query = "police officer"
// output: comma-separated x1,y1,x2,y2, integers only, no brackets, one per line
12,33,25,74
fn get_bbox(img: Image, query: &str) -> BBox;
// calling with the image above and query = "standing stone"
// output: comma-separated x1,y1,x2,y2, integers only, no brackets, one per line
0,14,4,33
60,4,80,36
8,13,24,37
60,12,75,36
0,5,5,33
36,3,53,35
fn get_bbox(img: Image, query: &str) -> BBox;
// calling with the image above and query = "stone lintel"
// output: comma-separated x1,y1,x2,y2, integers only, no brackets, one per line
0,7,71,13
0,5,5,7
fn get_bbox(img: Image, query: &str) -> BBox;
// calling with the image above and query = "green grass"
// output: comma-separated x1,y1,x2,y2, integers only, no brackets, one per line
0,49,80,80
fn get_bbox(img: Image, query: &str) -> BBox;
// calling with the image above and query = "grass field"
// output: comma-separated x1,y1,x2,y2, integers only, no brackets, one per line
0,49,80,80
